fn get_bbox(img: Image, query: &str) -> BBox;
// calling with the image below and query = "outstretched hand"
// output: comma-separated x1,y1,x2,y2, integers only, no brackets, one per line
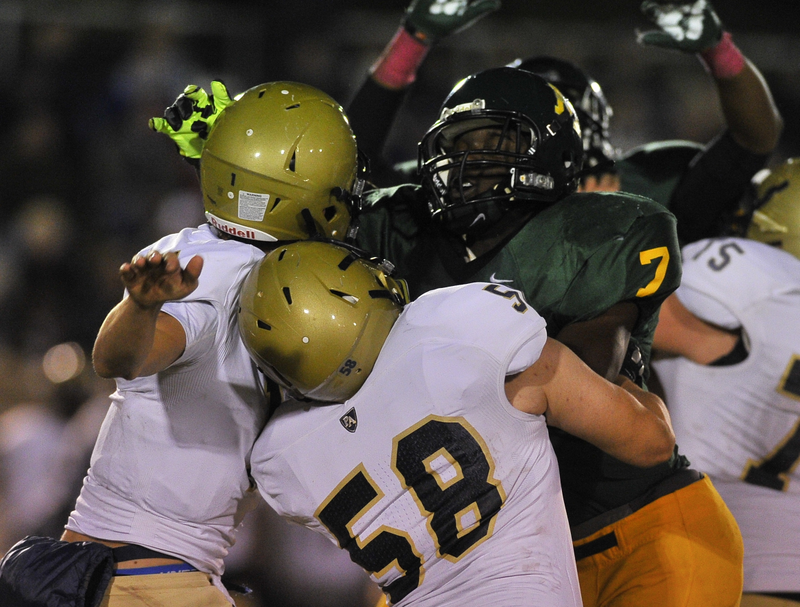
149,80,235,162
404,0,501,45
120,251,203,309
637,0,723,53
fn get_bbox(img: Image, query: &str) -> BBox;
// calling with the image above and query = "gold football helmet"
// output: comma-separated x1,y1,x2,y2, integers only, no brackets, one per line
201,82,362,242
748,158,800,260
238,240,408,403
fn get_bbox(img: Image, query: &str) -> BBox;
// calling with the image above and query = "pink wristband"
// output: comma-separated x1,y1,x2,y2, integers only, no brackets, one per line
370,27,431,90
699,31,746,79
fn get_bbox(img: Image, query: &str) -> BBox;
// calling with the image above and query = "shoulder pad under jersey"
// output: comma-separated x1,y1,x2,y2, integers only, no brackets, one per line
617,140,704,206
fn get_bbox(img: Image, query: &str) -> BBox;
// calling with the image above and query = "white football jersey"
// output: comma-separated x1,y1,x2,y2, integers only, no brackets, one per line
252,283,582,607
653,237,800,592
67,224,268,577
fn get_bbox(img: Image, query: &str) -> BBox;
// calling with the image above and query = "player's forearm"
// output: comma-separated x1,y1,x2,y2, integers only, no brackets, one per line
616,376,671,425
554,302,638,381
715,59,783,154
93,297,162,380
613,376,675,467
346,76,409,168
370,26,430,92
693,20,782,153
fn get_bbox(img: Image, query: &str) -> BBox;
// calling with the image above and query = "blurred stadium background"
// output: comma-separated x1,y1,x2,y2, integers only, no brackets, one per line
0,1,797,605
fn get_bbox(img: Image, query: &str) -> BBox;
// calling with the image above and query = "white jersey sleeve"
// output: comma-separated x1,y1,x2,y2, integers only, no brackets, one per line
67,224,268,578
161,300,218,364
397,282,547,374
653,237,800,592
252,283,582,607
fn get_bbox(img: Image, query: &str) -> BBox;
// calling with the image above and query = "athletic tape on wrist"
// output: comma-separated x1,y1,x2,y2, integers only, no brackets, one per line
699,31,745,79
370,27,431,90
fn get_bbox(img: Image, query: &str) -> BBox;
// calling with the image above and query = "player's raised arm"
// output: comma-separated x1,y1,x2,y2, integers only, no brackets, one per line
637,0,783,243
506,337,675,468
637,0,782,154
347,0,500,180
93,251,203,380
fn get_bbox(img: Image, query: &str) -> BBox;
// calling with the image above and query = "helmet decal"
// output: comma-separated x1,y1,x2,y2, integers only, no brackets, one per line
550,85,566,114
755,174,789,208
237,190,270,222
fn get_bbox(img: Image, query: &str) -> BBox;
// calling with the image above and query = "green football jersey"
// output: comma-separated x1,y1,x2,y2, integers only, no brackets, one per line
357,185,686,525
616,140,704,210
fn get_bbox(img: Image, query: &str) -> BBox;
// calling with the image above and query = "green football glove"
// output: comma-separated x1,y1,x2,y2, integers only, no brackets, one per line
637,0,723,54
149,80,235,163
403,0,501,45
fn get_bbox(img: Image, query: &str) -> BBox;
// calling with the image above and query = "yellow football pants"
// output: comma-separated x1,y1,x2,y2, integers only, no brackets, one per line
573,475,743,607
99,571,231,607
373,476,742,606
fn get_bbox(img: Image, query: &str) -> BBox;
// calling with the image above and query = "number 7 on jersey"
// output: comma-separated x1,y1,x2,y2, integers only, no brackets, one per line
636,246,670,297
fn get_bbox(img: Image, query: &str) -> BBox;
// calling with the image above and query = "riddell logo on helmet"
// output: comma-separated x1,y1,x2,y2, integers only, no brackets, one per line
208,216,256,238
205,213,277,242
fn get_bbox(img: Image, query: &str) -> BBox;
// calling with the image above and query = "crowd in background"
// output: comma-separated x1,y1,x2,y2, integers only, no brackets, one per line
0,1,798,605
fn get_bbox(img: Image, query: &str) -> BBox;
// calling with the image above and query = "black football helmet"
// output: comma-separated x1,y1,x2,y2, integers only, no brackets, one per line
509,56,617,172
419,67,583,237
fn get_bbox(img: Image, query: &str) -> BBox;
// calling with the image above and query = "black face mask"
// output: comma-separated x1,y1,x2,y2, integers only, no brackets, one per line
436,199,551,259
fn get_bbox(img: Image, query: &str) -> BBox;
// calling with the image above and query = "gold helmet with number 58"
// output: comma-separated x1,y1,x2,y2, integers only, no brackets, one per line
201,82,363,243
238,240,409,403
748,158,800,260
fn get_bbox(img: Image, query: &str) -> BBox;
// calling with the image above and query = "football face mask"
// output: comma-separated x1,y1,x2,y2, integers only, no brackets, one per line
419,68,583,237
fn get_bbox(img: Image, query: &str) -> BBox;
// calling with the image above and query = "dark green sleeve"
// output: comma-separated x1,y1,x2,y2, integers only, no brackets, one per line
670,130,770,244
346,78,414,188
355,184,432,272
617,136,769,246
346,78,406,165
617,140,703,208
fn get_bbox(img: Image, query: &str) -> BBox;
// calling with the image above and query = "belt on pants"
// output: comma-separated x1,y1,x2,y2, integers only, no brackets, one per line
571,468,704,560
111,544,198,576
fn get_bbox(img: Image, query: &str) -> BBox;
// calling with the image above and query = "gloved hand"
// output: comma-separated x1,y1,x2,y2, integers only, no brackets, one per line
403,0,501,45
619,341,647,387
149,80,235,163
637,0,723,53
